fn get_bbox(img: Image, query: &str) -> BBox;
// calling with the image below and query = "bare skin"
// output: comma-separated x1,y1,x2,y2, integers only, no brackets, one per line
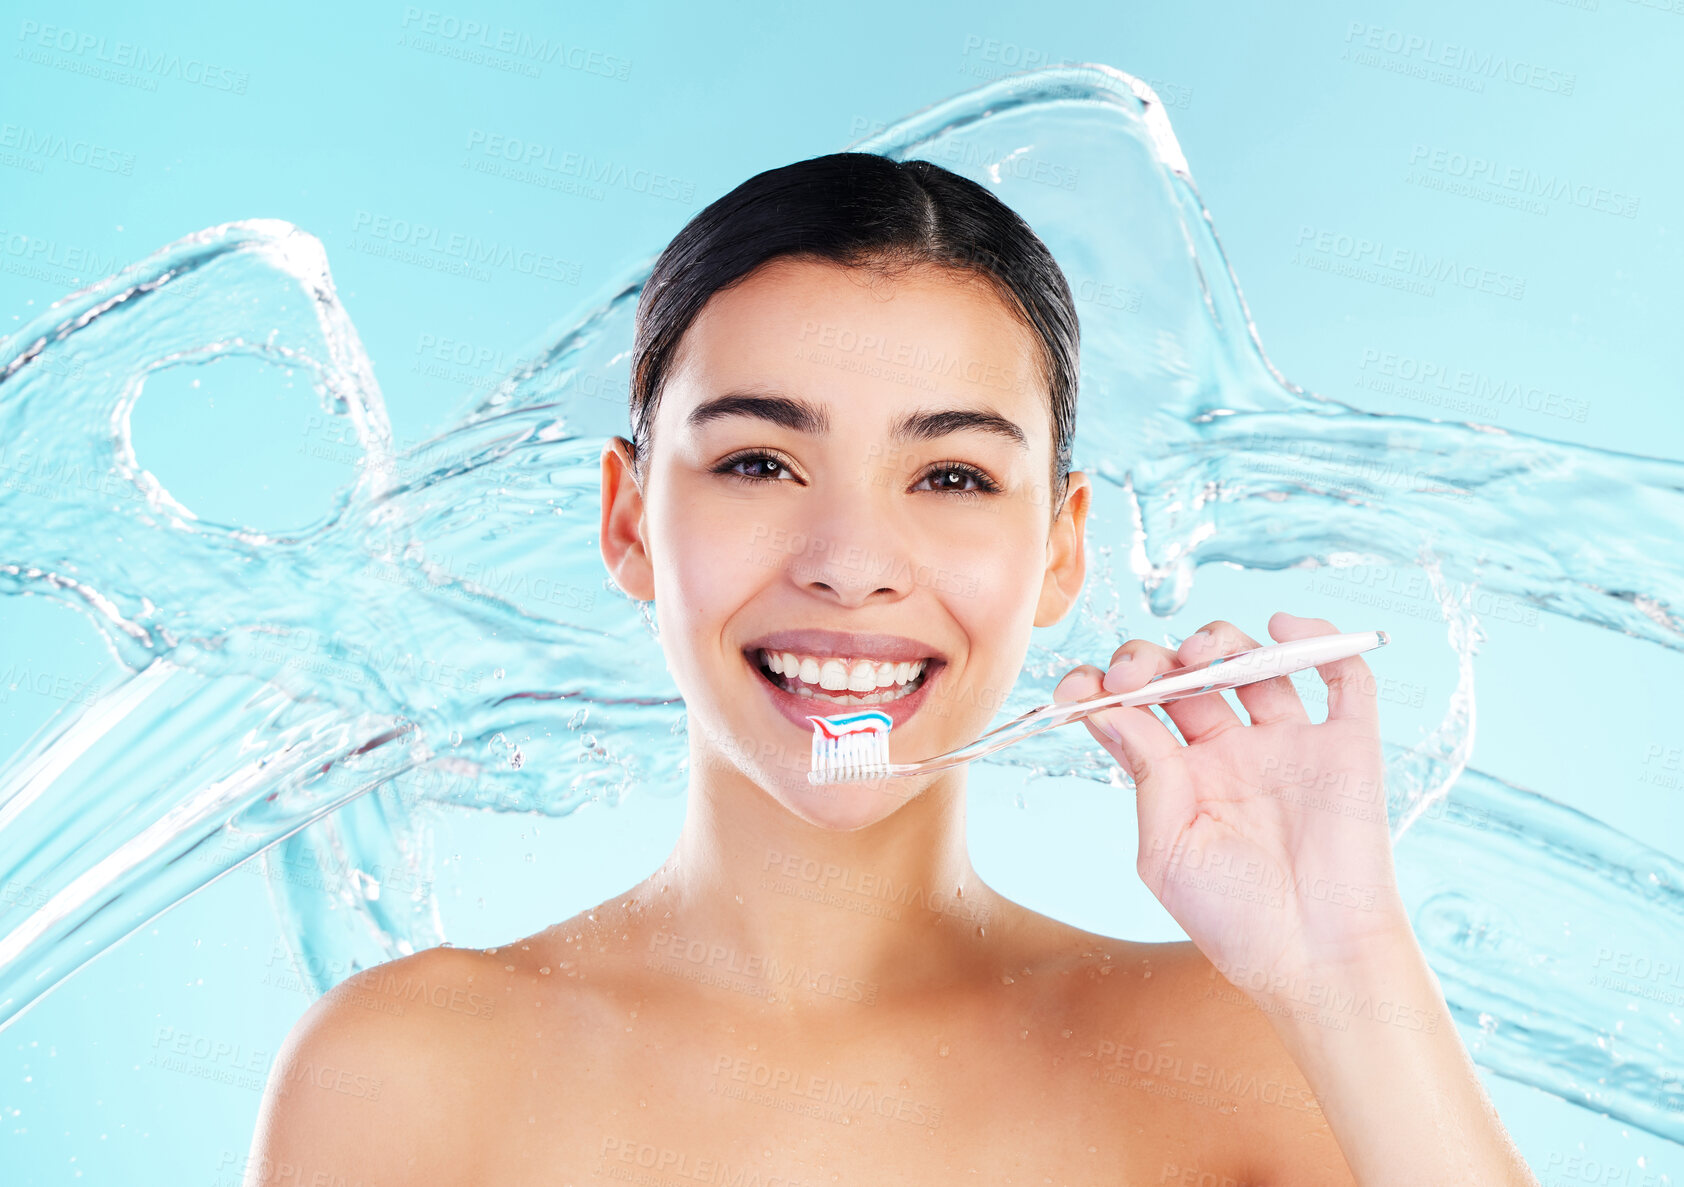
253,895,1349,1186
245,256,1532,1186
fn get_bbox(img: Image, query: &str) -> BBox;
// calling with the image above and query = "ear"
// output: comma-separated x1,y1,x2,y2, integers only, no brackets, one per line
600,436,655,601
1034,471,1089,628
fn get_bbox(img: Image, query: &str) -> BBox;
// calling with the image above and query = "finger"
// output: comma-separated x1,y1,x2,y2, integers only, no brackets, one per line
1194,618,1311,727
1055,664,1182,782
1142,628,1246,744
1268,611,1379,730
1101,635,1239,745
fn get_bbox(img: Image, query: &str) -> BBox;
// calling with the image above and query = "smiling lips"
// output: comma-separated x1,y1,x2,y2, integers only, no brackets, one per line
741,628,947,719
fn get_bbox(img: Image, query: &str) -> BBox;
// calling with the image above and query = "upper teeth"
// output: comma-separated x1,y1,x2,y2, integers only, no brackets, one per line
759,650,928,692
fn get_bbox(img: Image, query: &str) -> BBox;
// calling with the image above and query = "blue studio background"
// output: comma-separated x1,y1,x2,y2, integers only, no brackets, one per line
2,1,1681,1182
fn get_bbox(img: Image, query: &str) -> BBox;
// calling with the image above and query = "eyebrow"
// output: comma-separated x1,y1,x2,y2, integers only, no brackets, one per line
684,390,1029,451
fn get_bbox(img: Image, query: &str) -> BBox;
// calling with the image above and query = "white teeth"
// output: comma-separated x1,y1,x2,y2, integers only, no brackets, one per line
755,648,931,698
788,683,916,706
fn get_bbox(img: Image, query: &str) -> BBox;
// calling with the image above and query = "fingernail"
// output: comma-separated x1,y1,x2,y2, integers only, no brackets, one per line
1095,715,1122,742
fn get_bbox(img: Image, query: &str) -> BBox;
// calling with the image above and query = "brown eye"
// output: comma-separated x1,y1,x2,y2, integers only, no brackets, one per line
914,463,1002,497
713,450,798,484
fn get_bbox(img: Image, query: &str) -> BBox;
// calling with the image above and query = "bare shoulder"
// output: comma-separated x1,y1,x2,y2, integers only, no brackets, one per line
980,903,1355,1184
242,945,519,1187
1088,938,1358,1186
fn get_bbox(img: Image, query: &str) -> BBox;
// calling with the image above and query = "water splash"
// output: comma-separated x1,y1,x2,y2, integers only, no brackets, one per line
0,64,1679,1142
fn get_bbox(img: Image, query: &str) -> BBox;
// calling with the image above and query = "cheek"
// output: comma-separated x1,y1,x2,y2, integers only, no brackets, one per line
650,488,764,620
921,513,1044,607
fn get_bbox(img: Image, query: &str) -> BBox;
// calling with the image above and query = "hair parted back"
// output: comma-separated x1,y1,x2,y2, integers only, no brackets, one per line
629,151,1080,514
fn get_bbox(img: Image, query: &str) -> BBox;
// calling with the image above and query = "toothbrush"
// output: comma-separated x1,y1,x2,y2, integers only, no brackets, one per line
806,629,1389,786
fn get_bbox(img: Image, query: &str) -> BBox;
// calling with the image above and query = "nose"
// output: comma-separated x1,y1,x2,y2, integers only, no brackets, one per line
788,492,915,608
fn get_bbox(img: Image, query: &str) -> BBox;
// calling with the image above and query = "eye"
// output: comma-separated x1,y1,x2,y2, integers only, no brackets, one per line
914,462,1002,500
713,449,799,484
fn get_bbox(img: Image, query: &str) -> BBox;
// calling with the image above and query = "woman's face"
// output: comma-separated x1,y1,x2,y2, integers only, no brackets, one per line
600,256,1090,830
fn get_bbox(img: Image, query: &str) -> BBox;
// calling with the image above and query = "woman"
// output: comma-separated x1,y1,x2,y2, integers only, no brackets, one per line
247,153,1537,1185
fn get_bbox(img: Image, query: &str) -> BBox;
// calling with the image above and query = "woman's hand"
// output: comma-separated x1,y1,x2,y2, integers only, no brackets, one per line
1054,611,1412,1004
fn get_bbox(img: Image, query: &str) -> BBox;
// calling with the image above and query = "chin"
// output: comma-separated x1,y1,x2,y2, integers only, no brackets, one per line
772,775,916,832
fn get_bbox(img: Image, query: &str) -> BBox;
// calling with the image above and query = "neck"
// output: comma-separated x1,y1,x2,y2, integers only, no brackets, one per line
636,751,1005,1016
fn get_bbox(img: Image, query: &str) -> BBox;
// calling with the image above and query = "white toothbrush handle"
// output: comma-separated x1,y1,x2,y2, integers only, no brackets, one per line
899,629,1389,774
1115,629,1390,705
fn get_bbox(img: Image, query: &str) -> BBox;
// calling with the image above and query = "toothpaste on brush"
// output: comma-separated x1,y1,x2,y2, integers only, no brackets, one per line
806,708,892,783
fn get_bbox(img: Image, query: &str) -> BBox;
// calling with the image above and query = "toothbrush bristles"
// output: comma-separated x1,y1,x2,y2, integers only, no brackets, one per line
806,710,893,785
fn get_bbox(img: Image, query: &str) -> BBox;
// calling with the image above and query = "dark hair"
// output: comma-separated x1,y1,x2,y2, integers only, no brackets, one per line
629,152,1080,515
